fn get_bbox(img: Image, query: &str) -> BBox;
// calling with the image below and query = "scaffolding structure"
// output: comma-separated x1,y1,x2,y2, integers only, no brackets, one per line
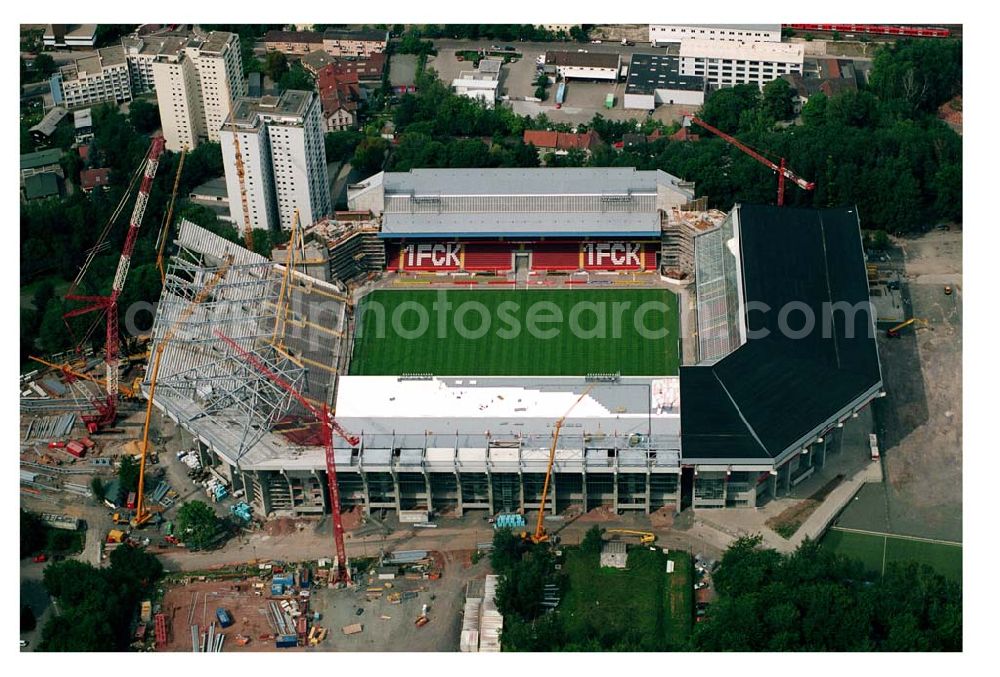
146,219,311,460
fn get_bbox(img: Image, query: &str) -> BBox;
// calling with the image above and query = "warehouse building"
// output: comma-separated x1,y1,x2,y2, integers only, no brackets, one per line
146,172,879,518
543,51,621,81
624,54,705,110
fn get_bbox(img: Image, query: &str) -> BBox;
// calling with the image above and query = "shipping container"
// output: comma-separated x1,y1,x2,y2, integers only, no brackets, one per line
275,634,298,649
126,492,137,510
216,608,233,628
555,82,566,104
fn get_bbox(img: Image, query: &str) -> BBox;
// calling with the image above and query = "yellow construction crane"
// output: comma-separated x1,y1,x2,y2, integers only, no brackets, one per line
528,384,595,544
29,355,142,399
272,209,301,351
156,147,187,282
887,317,928,338
607,529,657,546
132,257,233,528
226,88,255,253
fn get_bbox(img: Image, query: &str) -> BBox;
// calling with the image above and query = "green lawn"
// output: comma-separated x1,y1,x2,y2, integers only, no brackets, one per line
350,288,679,376
821,529,962,582
560,546,692,648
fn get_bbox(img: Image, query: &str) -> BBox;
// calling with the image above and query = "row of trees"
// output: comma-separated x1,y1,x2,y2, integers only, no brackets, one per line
40,546,163,650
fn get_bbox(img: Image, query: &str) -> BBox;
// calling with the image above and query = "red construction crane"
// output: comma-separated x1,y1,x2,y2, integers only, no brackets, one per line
213,329,356,584
64,137,167,432
689,117,815,206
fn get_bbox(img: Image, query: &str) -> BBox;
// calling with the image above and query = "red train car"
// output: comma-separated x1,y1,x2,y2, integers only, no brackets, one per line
786,24,951,38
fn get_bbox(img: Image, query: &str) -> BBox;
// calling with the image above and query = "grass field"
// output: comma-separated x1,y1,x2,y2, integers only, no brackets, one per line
821,529,962,582
350,288,679,376
560,546,692,648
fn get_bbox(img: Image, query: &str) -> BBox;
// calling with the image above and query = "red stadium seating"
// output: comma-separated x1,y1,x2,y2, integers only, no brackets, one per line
530,244,580,271
463,244,514,272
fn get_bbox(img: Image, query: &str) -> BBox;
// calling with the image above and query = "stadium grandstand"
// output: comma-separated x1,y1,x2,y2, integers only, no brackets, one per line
143,167,881,518
347,168,695,275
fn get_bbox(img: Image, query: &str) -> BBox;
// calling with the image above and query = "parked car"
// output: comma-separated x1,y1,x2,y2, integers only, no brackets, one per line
32,553,47,563
355,608,364,616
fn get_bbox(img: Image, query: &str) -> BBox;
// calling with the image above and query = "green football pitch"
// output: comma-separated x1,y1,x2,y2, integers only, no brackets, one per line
349,288,679,376
821,528,962,582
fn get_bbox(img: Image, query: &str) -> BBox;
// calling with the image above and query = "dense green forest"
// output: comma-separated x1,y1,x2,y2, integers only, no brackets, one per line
491,531,961,651
38,546,163,651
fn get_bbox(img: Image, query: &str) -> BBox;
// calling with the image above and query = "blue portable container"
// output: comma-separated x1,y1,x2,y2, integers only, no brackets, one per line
275,634,298,649
215,607,233,628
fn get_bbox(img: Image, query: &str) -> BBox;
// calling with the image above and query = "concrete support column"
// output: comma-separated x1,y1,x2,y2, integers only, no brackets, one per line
255,470,270,515
359,469,371,516
486,471,495,514
424,470,433,514
784,462,792,494
770,473,778,499
518,472,525,513
454,470,463,517
819,438,827,468
612,471,619,515
391,470,401,516
581,471,588,513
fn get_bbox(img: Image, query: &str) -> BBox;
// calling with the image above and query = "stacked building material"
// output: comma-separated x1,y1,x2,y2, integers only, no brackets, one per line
479,575,503,652
459,596,483,652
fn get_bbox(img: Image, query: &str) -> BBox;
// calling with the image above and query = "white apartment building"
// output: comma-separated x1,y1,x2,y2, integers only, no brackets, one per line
220,90,331,233
150,31,245,152
123,33,192,92
649,24,782,46
54,46,132,109
679,39,804,90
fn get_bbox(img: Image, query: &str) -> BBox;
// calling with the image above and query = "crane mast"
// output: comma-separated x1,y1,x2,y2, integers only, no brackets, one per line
213,329,356,584
688,116,815,206
226,90,255,252
156,147,187,282
530,385,594,543
64,137,166,431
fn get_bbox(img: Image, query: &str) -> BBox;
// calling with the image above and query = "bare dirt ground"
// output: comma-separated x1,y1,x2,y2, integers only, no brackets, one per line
159,579,283,652
840,229,962,542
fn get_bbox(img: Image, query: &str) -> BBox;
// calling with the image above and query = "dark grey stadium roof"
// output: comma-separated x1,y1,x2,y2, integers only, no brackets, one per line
681,204,882,461
626,54,705,94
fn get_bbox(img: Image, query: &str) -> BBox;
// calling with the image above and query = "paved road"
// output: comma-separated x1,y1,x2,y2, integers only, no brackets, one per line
155,513,725,572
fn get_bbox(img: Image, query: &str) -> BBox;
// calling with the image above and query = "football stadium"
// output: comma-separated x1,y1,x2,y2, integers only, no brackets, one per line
144,168,882,519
